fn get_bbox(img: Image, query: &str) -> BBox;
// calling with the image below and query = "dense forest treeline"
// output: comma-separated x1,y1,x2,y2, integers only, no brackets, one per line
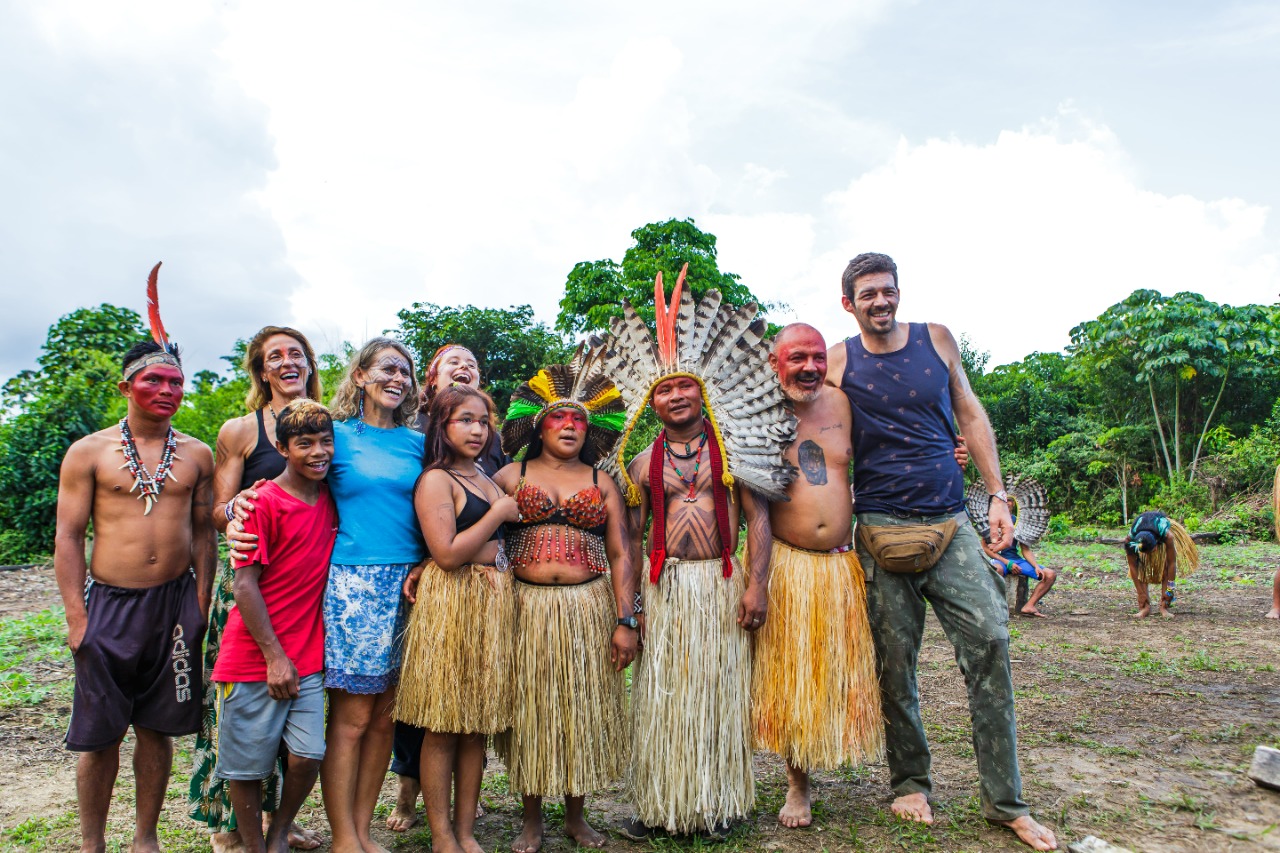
2,220,1277,562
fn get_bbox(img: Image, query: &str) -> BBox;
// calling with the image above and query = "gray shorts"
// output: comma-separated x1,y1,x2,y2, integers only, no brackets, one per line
214,672,326,780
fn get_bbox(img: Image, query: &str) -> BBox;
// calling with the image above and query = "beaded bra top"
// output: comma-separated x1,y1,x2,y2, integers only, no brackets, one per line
506,463,609,572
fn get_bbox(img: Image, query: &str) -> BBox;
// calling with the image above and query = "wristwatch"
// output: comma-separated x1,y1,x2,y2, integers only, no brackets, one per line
989,489,1009,504
617,615,639,630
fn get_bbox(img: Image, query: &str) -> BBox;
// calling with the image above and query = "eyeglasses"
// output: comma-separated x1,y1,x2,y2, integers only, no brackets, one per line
447,417,491,429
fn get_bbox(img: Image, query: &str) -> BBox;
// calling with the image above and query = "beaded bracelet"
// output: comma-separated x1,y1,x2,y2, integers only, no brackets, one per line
224,499,236,523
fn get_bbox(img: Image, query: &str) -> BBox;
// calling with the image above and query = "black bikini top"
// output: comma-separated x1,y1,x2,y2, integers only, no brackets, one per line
445,471,503,542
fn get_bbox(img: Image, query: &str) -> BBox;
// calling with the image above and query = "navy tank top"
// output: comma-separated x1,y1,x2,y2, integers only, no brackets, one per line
241,408,286,489
840,323,965,516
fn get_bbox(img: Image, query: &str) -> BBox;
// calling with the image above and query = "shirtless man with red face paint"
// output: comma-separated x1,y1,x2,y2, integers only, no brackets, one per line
750,324,887,829
55,340,216,853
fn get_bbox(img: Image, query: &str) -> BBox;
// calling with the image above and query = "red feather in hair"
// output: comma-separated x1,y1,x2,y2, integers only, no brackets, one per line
146,262,170,348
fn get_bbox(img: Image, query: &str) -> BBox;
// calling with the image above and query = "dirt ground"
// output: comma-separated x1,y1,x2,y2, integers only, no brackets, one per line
3,538,1280,852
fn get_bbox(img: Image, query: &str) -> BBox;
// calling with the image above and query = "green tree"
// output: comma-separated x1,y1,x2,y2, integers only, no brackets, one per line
1070,290,1280,483
0,303,144,562
393,304,569,413
556,218,769,337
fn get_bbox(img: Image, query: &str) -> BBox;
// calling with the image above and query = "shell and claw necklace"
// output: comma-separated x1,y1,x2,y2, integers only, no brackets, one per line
117,417,180,515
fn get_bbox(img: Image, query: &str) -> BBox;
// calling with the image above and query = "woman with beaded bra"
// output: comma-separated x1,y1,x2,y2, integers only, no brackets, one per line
491,350,638,853
189,326,324,852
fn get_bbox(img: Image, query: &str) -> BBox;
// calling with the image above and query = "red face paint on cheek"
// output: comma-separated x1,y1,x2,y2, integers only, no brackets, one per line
131,366,184,415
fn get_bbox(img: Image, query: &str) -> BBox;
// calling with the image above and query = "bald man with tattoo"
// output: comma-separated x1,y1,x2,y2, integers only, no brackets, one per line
751,323,885,828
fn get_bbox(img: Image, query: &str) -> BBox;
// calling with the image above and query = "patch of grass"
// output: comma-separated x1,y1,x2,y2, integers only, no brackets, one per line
3,812,77,851
0,607,72,710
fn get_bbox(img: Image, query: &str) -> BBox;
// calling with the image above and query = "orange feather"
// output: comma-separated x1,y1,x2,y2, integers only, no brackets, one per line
653,271,670,365
146,262,170,348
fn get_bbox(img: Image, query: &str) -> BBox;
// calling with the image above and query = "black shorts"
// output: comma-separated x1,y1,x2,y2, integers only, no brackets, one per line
65,571,206,752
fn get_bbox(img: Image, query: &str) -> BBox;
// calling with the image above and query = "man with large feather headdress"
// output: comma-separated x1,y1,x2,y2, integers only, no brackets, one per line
596,265,796,838
54,263,217,853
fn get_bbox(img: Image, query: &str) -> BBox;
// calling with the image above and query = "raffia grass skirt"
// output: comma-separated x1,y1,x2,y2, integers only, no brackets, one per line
394,561,513,734
1129,521,1200,584
495,575,628,797
629,556,752,833
750,539,883,769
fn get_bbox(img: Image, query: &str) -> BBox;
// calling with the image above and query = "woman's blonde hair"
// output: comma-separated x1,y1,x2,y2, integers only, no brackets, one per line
329,337,421,426
243,326,323,411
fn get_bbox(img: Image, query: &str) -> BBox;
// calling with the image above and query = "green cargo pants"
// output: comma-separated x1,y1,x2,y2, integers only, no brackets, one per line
856,511,1030,822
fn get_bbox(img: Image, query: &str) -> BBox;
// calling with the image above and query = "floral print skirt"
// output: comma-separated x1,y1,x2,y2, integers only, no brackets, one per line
323,563,414,694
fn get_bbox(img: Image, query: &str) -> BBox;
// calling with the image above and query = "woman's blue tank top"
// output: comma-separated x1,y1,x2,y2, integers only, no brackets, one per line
840,322,965,516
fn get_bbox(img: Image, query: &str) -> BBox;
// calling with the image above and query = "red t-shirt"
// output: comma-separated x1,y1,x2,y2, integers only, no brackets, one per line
212,481,338,682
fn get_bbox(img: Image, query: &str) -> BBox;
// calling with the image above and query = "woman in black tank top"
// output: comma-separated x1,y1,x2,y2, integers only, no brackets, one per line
395,386,519,853
191,327,324,846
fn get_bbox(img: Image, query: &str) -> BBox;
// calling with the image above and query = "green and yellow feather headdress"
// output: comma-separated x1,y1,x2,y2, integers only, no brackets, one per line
501,343,627,463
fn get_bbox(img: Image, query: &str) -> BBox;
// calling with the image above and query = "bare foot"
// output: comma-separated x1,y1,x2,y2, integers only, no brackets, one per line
458,835,485,853
210,831,246,853
992,815,1058,850
1159,607,1174,619
359,839,391,853
511,812,543,853
389,777,420,831
1131,605,1150,618
387,803,418,832
891,792,933,824
779,778,812,828
1267,608,1280,619
563,816,605,849
287,824,324,849
128,833,162,853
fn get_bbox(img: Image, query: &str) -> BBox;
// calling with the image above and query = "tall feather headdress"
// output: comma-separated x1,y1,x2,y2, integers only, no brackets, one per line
965,473,1050,547
501,343,626,464
596,264,798,506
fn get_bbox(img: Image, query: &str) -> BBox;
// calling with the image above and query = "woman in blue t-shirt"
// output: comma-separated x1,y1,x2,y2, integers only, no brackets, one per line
320,337,427,853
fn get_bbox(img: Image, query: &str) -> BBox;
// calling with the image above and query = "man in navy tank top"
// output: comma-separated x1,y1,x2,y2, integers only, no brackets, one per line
827,253,1057,851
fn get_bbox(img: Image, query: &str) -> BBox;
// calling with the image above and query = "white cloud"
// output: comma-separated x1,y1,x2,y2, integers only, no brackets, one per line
712,109,1279,368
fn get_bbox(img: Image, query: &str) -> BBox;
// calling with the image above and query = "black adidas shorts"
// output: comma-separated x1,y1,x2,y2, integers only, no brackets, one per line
65,571,205,752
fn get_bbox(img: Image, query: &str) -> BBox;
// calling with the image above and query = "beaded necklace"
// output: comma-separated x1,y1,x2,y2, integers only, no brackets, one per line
118,417,179,516
664,432,707,503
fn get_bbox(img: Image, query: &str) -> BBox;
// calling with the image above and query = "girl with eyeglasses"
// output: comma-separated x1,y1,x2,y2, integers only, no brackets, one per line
395,385,519,853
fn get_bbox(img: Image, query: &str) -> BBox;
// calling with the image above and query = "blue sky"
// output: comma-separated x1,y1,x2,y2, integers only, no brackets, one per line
1,0,1276,382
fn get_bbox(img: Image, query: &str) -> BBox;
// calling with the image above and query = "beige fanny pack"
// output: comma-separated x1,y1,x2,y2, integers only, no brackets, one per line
856,518,959,574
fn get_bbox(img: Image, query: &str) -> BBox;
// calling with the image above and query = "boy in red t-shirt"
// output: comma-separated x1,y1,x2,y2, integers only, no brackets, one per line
212,401,338,853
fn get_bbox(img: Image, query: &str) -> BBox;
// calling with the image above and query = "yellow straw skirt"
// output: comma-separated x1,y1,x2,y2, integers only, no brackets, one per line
394,561,513,734
1129,521,1200,584
751,539,884,770
629,557,753,834
496,575,628,797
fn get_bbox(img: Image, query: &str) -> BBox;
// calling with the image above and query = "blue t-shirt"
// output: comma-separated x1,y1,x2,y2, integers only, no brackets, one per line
328,418,427,565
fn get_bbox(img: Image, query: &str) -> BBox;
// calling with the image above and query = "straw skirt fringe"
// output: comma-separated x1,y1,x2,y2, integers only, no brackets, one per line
1130,521,1200,584
751,539,884,769
629,557,753,834
394,561,513,734
496,575,628,797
